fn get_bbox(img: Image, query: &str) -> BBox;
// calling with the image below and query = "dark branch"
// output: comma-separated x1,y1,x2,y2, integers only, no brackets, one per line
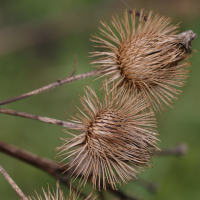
0,108,83,129
0,140,138,200
0,140,87,198
0,140,63,173
0,165,28,200
0,70,98,106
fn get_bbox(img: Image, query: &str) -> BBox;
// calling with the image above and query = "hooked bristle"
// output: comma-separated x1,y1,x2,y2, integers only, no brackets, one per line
55,80,160,190
89,9,196,112
27,181,97,200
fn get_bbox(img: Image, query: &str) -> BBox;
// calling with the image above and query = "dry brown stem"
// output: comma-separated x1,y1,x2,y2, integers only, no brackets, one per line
0,108,83,129
0,140,63,174
159,143,187,156
0,140,87,198
0,165,28,200
0,70,98,106
0,140,138,200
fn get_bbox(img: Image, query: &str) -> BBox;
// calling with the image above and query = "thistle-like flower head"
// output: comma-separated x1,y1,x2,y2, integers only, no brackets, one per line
89,9,196,111
28,181,96,200
56,82,160,190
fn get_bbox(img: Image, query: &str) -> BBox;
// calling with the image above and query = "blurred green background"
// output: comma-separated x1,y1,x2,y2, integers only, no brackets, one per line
0,0,200,199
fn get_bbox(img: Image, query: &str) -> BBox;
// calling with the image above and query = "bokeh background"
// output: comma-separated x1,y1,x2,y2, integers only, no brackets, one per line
0,0,200,199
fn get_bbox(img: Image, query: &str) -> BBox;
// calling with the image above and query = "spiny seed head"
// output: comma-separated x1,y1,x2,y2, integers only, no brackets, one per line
28,181,97,200
55,81,160,190
89,9,196,112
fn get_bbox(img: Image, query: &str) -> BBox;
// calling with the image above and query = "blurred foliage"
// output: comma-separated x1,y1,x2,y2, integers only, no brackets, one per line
0,0,200,199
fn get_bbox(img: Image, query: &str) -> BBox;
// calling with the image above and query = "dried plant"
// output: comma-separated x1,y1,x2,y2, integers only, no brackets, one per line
55,81,160,190
0,6,196,200
28,181,97,200
89,9,196,111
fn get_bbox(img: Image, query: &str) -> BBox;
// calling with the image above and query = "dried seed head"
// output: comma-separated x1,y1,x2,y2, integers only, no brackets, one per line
56,81,160,190
28,181,97,200
89,9,196,112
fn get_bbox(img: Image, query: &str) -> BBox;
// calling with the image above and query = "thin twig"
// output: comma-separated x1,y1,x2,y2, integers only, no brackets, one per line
0,165,28,200
57,54,77,82
0,140,87,199
0,70,98,106
0,140,137,200
158,143,188,156
151,143,187,157
69,53,77,78
0,108,83,129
